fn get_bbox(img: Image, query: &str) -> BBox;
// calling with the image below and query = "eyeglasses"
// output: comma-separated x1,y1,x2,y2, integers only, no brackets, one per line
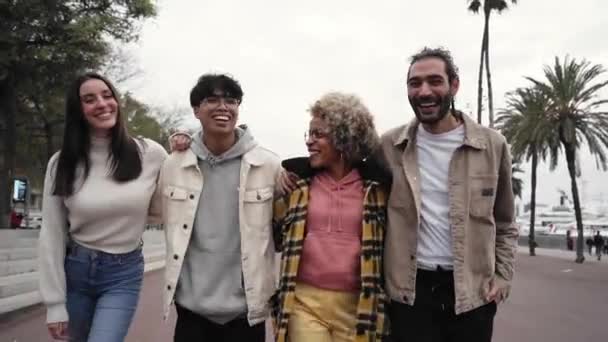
202,96,240,108
304,128,330,142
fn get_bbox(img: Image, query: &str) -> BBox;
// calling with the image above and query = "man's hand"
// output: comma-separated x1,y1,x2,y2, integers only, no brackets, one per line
169,132,192,152
486,278,507,303
278,169,299,194
47,321,69,340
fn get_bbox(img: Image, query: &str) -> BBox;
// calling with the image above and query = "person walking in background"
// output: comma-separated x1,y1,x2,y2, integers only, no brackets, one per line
39,72,189,342
593,231,605,261
566,230,574,251
586,236,594,255
273,92,391,342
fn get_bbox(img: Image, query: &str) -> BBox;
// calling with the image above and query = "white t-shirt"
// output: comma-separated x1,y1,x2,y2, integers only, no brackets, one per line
416,123,465,270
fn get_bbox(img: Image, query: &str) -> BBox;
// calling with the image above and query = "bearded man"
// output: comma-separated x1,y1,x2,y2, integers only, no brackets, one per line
380,47,518,342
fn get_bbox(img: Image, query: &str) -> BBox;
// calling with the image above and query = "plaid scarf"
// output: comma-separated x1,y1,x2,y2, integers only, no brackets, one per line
271,177,389,342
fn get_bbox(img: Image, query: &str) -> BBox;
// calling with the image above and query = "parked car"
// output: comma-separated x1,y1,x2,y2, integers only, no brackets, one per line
20,211,42,229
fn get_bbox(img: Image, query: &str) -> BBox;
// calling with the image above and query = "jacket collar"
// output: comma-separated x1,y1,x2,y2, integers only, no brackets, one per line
392,111,487,150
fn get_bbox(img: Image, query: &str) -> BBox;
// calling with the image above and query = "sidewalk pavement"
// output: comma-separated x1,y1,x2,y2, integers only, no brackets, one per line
517,245,608,264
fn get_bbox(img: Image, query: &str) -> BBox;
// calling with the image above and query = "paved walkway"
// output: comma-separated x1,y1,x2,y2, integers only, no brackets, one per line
1,248,606,341
518,245,608,264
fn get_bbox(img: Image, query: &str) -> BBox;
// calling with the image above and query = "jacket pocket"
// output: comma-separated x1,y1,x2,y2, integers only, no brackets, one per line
163,185,189,200
163,185,191,226
469,175,498,219
243,186,274,229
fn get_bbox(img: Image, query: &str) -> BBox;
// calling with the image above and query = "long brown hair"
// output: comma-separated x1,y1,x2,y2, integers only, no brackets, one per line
53,72,142,196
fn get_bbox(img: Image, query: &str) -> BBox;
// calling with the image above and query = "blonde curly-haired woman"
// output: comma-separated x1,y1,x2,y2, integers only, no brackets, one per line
272,92,391,342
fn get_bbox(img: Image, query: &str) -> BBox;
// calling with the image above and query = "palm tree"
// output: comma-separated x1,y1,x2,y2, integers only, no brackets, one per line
496,86,558,256
528,56,608,263
468,0,518,127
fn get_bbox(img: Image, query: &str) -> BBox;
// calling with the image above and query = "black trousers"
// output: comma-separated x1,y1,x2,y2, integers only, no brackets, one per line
174,303,265,342
389,269,497,342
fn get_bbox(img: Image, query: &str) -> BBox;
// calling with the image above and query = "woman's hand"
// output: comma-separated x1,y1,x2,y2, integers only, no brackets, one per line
47,321,69,340
278,170,299,195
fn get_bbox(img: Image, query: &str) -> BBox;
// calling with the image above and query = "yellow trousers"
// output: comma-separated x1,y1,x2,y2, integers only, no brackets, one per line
288,282,359,342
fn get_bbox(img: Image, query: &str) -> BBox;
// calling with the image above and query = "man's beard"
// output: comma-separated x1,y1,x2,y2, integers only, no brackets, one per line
409,93,453,124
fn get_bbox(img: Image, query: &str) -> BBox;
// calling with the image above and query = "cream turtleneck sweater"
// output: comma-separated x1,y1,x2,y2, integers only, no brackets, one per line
38,136,167,323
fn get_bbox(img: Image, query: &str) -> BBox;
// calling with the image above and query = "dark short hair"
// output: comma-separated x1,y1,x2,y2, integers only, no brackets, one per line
408,47,459,83
189,86,198,108
189,73,244,107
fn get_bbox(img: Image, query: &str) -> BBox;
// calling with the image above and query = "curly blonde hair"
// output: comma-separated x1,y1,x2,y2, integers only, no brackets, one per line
309,92,380,165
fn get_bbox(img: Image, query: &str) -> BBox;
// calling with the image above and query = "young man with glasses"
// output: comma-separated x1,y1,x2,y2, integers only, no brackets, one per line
155,73,282,341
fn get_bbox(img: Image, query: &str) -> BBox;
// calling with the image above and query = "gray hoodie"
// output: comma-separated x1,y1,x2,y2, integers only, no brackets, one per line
175,126,258,324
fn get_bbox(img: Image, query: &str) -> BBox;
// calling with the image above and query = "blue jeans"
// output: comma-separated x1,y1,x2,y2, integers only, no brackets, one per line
65,242,144,342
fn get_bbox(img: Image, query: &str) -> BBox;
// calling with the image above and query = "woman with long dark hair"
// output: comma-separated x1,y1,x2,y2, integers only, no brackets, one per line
38,72,183,341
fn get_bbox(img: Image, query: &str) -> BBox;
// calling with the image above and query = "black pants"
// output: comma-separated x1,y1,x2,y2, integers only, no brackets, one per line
389,269,497,342
174,303,265,342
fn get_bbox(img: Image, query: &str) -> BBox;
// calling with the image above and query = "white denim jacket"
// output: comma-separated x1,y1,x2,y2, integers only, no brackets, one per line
151,146,281,325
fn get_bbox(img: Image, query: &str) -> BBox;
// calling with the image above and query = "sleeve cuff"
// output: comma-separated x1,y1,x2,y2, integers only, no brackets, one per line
46,303,69,324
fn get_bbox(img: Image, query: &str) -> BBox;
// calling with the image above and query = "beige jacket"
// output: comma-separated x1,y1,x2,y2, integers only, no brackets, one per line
380,113,518,314
152,146,281,324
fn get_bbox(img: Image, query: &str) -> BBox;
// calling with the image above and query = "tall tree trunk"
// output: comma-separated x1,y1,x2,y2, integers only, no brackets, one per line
40,117,55,161
476,24,488,124
529,152,538,256
45,124,54,161
564,143,585,263
483,11,494,128
33,100,58,161
0,75,17,228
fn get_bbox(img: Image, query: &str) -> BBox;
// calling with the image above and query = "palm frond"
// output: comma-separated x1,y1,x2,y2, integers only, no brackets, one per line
527,56,608,172
496,85,558,168
467,0,482,12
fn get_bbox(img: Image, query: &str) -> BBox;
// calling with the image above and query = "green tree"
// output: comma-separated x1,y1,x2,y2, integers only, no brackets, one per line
124,93,191,150
0,1,156,226
124,94,161,138
468,0,518,127
496,87,558,255
527,57,608,263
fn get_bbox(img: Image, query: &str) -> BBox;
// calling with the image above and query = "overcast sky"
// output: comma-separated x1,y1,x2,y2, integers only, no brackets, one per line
123,0,608,208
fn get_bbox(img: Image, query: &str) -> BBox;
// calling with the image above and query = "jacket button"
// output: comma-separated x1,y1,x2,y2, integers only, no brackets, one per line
403,295,408,302
189,194,195,200
173,254,179,260
183,224,188,229
410,255,416,261
167,285,172,290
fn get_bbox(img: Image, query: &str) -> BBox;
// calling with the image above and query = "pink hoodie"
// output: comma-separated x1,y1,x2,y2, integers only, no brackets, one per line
297,169,364,292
